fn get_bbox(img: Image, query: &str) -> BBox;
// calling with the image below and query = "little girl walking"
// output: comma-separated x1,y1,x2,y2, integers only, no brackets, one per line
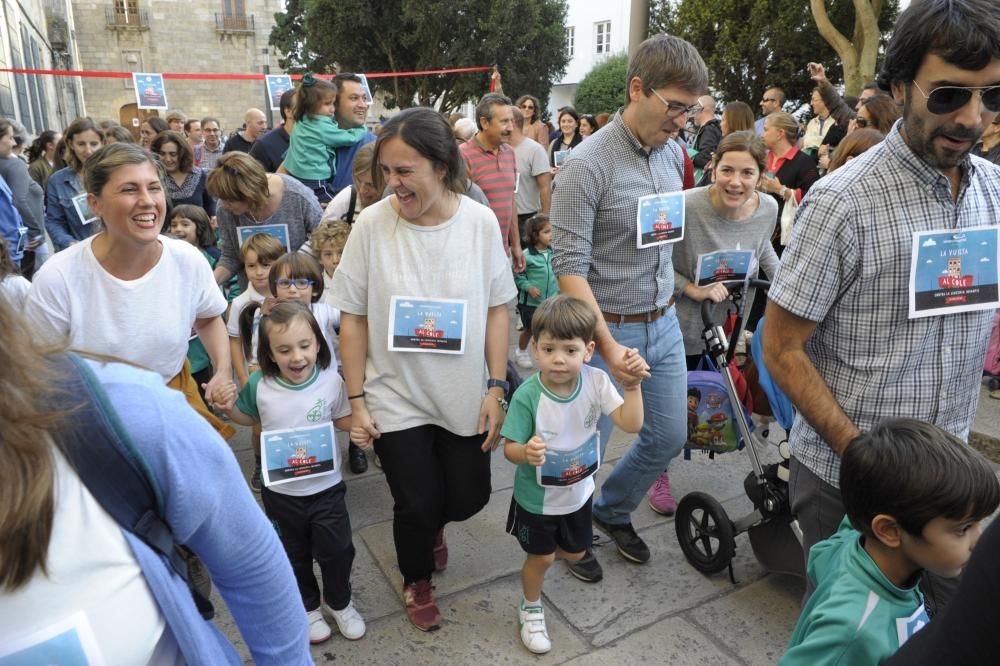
514,215,558,369
283,74,368,204
214,301,365,644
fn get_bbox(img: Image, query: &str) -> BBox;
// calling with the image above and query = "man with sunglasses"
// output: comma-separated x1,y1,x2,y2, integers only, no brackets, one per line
550,34,708,582
764,0,1000,613
755,86,785,135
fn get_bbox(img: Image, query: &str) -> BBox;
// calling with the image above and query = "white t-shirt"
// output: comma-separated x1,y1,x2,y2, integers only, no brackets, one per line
0,273,31,309
318,273,342,363
320,185,361,224
0,450,182,664
329,195,518,436
226,284,266,367
25,235,226,381
236,366,351,496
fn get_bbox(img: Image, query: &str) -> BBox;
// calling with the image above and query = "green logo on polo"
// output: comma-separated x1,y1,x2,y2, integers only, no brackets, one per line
306,399,325,422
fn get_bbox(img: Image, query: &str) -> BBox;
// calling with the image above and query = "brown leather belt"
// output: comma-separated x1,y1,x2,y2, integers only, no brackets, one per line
601,297,675,326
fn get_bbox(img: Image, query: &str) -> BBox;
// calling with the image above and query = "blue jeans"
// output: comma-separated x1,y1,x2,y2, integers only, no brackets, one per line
591,309,688,526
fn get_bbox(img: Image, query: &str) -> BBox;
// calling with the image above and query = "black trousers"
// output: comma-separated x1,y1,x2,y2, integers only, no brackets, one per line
374,424,492,583
261,481,355,611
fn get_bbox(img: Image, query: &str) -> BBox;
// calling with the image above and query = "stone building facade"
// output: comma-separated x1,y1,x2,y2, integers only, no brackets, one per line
71,0,285,136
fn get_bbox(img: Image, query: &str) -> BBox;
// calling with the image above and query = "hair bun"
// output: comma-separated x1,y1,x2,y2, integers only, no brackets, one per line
301,73,317,88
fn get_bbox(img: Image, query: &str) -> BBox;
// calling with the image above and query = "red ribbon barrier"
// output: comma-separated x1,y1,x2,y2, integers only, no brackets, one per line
0,66,492,80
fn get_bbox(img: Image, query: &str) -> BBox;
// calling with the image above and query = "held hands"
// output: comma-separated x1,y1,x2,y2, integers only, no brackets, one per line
207,380,238,412
511,246,526,273
618,347,647,389
525,435,547,466
350,403,380,450
601,340,650,388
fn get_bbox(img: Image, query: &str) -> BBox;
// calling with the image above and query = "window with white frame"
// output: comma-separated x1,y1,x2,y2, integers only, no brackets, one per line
565,27,575,57
595,21,611,55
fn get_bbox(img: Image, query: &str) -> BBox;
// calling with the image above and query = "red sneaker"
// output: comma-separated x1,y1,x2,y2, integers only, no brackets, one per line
433,528,448,571
403,579,442,631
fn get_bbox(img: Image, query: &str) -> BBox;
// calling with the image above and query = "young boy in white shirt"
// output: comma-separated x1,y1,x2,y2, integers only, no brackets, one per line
501,295,645,654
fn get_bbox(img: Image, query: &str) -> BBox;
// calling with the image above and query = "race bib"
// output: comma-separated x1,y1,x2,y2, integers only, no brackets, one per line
237,223,290,252
261,422,336,488
636,191,685,248
388,296,468,354
537,431,599,487
908,227,1000,318
695,248,756,286
71,193,99,226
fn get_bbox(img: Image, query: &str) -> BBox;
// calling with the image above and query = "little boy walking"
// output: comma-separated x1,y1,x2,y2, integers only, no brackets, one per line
501,295,645,653
781,418,1000,664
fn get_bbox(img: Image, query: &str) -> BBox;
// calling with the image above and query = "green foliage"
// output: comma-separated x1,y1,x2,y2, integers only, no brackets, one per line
649,0,898,109
269,0,570,114
573,53,629,116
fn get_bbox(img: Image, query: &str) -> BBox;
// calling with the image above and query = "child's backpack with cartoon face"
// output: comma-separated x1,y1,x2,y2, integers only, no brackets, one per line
685,355,753,455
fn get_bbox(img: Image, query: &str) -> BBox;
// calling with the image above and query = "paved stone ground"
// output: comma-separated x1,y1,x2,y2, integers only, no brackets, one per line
212,333,1000,665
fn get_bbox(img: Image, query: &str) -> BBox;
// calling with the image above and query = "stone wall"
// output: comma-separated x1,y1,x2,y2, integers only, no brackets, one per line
71,0,284,135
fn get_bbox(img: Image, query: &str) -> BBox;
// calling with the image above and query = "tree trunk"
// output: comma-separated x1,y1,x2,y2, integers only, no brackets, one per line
810,0,880,96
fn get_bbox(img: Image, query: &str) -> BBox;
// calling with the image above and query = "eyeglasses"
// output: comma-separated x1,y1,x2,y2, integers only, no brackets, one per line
275,278,314,289
519,103,535,109
646,88,702,118
911,80,1000,115
854,117,870,128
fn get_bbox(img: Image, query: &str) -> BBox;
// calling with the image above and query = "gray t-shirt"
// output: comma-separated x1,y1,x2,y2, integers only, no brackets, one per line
216,174,323,287
514,138,550,215
673,185,780,353
328,195,518,436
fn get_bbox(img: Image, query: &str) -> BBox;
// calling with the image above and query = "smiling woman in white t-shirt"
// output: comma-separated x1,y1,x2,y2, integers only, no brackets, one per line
25,143,233,438
330,107,517,632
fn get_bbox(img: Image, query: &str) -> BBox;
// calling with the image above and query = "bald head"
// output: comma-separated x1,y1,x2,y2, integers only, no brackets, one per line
696,95,716,125
244,108,267,140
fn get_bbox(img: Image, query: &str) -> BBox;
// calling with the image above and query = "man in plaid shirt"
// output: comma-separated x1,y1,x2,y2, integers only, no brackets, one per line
764,0,1000,611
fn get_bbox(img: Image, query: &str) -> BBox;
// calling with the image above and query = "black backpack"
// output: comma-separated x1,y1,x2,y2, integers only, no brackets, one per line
49,353,215,619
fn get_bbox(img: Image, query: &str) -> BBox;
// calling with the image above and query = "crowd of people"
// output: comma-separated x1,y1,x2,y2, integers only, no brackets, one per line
1,0,999,662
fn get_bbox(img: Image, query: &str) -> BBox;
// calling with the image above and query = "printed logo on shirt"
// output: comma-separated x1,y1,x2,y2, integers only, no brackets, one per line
584,402,599,429
895,605,930,646
306,399,326,423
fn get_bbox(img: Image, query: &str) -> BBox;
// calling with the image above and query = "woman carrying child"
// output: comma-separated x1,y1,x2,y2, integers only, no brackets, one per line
282,74,369,205
330,107,516,631
514,214,558,369
214,300,366,645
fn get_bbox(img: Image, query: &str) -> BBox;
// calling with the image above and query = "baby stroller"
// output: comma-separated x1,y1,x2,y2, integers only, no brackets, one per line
674,279,805,581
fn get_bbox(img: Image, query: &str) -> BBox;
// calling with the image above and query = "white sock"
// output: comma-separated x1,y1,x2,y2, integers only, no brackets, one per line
522,597,542,609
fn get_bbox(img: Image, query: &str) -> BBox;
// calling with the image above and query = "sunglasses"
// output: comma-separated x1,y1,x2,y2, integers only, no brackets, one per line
275,278,314,289
911,81,1000,115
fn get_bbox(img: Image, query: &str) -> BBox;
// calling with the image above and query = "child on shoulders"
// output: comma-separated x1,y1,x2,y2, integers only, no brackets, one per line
501,295,645,654
781,418,1000,665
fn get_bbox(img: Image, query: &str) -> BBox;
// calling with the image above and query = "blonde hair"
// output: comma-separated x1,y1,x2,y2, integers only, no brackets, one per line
352,142,375,180
239,232,285,264
765,112,800,144
310,220,351,252
206,152,270,211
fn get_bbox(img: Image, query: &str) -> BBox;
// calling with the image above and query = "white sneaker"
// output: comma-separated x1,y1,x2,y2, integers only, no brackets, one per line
515,313,524,331
306,608,332,644
515,348,533,369
518,603,551,654
324,600,367,640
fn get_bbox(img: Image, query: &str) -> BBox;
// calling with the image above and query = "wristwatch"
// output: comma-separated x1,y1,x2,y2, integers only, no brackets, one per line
486,378,510,393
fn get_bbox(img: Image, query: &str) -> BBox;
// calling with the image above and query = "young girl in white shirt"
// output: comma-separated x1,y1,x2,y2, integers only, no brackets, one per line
214,300,365,645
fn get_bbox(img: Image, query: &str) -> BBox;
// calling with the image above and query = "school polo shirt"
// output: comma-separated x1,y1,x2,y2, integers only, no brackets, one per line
460,136,517,253
501,365,623,515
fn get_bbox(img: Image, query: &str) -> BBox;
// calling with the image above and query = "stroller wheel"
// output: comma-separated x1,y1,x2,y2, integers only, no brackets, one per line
675,492,736,574
989,377,1000,392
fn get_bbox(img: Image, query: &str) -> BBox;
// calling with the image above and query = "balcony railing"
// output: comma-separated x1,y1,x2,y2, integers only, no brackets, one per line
105,5,149,30
215,13,255,34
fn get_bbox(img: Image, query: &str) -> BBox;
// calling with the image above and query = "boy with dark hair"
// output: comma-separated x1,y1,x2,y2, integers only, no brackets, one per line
501,295,645,654
780,418,1000,665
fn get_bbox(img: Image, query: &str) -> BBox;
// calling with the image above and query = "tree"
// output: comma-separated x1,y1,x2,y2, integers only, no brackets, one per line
573,54,629,116
651,0,897,109
811,0,887,95
269,0,570,114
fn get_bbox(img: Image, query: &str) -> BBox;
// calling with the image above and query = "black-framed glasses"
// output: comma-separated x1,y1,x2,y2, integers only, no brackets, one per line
647,88,702,118
275,278,314,289
854,117,870,128
911,80,1000,115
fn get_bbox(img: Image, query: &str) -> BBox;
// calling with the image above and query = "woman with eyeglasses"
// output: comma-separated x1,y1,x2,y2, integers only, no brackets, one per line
515,95,550,146
759,112,819,255
25,143,236,440
206,151,322,291
853,94,901,135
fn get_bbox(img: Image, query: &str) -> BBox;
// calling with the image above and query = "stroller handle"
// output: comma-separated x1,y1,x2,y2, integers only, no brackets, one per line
700,279,771,328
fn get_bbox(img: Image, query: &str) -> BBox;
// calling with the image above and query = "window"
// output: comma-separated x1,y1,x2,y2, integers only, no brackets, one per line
565,27,575,58
595,21,611,55
113,0,141,26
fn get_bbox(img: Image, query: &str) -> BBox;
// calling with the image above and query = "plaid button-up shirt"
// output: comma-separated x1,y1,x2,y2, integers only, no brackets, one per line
770,121,1000,487
550,111,685,314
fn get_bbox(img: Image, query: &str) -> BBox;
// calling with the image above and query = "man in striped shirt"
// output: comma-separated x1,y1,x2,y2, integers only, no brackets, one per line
461,93,525,271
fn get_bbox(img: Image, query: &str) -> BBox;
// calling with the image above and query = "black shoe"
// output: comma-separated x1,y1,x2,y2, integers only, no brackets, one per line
593,516,650,563
348,442,368,474
250,461,263,493
566,550,603,583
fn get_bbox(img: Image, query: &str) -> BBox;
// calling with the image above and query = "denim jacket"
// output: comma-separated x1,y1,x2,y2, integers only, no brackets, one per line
46,167,97,251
